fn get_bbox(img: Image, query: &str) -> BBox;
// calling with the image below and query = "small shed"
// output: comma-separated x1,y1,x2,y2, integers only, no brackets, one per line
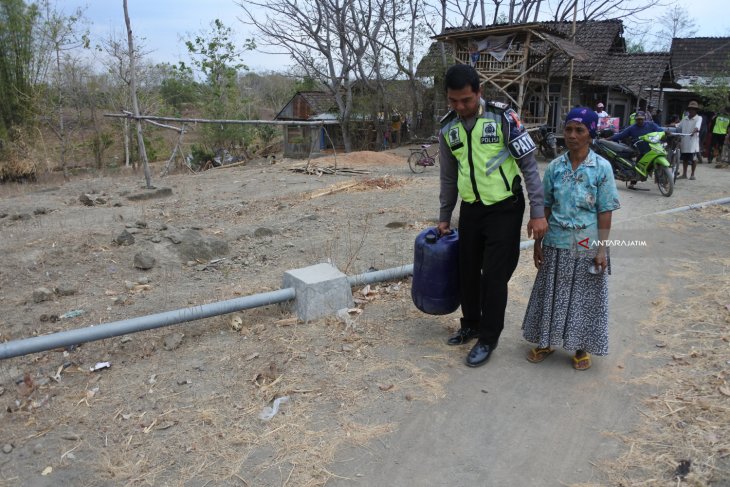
274,91,340,158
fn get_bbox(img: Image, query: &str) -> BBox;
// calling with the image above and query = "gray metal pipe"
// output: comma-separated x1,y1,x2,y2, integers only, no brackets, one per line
348,264,414,287
655,196,730,215
0,288,295,360
6,191,727,362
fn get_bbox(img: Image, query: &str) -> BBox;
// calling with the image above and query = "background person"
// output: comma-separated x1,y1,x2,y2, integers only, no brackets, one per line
709,106,730,165
391,114,402,147
677,101,702,180
437,64,547,368
608,111,663,189
595,102,609,120
522,107,620,371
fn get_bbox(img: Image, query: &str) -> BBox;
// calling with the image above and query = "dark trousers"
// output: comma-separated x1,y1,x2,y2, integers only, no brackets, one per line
709,134,725,162
458,193,525,345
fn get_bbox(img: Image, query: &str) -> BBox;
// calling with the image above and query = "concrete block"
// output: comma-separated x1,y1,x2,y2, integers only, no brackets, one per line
283,263,353,321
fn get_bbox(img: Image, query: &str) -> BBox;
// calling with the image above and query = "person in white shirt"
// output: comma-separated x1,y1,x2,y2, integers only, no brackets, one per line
595,102,609,120
677,101,703,180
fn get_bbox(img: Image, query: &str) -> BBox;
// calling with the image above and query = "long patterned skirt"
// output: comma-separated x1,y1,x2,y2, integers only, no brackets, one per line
521,245,610,356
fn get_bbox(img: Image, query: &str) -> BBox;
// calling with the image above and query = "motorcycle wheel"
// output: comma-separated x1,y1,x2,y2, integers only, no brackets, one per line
656,166,674,197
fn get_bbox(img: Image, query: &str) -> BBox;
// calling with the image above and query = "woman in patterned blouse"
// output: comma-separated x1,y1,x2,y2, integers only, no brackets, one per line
521,107,621,370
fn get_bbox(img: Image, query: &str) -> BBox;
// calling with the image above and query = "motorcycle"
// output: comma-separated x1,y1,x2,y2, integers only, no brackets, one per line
533,125,558,159
592,131,674,197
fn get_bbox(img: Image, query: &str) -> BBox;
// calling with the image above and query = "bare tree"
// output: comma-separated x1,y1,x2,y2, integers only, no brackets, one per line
377,0,429,136
653,5,697,51
422,0,663,31
238,0,380,152
101,32,153,168
35,0,88,179
123,0,152,188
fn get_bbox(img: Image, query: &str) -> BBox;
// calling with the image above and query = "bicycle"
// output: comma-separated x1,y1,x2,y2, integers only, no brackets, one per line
665,132,692,182
408,144,439,173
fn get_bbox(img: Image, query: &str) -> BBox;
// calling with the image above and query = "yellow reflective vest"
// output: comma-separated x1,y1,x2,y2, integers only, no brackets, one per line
441,110,520,205
713,114,729,135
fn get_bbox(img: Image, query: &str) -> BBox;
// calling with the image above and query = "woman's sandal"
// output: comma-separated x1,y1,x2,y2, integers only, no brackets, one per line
527,347,554,363
572,353,592,370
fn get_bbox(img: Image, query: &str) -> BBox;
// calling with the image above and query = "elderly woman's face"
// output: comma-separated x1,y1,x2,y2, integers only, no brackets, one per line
564,121,591,151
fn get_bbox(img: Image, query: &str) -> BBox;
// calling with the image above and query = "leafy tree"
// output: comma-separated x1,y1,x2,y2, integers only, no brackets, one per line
158,63,198,112
626,35,647,53
0,0,39,148
690,58,730,113
183,19,255,153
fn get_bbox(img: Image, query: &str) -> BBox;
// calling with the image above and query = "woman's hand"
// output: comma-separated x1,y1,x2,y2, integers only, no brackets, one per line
594,250,608,273
533,241,544,269
527,217,548,240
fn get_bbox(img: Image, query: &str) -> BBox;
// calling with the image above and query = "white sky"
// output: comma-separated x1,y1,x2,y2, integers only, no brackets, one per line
62,0,728,73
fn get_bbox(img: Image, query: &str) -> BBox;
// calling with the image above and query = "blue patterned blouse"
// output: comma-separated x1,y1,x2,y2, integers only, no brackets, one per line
542,150,620,250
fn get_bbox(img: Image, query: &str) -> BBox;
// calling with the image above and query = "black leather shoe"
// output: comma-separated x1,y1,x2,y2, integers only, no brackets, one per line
465,341,496,367
447,328,479,346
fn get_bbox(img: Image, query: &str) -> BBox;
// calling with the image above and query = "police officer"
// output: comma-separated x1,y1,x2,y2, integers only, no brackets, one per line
709,107,730,164
438,64,548,367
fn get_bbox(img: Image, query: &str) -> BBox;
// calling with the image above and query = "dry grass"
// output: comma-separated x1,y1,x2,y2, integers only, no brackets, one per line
0,283,452,486
600,207,730,486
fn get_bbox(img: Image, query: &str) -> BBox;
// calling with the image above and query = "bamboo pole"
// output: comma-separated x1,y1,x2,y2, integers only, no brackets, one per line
104,113,338,126
566,0,578,110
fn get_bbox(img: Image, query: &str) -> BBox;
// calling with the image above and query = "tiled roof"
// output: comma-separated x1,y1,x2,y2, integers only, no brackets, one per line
420,20,625,79
543,20,625,78
298,91,338,114
274,91,338,120
670,37,730,78
580,52,672,92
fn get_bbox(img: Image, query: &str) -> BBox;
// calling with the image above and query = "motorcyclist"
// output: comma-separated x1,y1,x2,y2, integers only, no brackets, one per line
606,111,664,189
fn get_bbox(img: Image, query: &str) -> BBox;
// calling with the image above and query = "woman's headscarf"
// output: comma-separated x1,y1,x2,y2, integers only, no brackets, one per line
564,107,599,138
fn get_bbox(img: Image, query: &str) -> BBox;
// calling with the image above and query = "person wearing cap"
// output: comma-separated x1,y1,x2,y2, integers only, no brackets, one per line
607,111,663,188
522,107,620,371
676,101,703,180
629,103,653,126
437,64,548,367
595,102,609,120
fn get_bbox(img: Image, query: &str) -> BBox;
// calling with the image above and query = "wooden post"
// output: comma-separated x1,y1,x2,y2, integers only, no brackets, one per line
123,0,152,189
516,32,532,115
566,0,578,111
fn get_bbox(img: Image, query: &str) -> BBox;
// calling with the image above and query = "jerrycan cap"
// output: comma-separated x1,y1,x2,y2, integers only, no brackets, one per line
425,233,438,244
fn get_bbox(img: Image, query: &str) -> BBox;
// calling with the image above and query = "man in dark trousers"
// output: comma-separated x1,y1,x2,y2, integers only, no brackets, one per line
437,64,548,367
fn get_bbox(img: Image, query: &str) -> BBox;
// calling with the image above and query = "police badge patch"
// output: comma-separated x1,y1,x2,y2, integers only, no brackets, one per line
480,121,500,144
448,126,463,149
507,131,536,158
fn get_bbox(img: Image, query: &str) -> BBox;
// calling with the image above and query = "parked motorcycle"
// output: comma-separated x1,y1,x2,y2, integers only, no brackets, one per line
533,125,558,159
592,131,674,197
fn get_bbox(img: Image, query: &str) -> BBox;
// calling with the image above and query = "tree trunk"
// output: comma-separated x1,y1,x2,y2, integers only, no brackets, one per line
123,0,152,188
55,49,68,181
123,118,130,167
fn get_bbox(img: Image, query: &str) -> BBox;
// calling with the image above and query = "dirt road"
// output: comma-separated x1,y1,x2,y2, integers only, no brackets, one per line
1,151,728,486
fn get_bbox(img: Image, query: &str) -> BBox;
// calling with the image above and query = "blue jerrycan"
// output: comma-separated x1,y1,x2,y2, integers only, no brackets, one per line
411,227,460,315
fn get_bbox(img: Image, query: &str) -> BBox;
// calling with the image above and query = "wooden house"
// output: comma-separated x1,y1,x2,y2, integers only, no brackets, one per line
274,91,340,158
420,20,675,132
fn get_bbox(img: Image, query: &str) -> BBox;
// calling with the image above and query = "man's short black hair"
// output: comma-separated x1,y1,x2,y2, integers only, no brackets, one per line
444,64,480,93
